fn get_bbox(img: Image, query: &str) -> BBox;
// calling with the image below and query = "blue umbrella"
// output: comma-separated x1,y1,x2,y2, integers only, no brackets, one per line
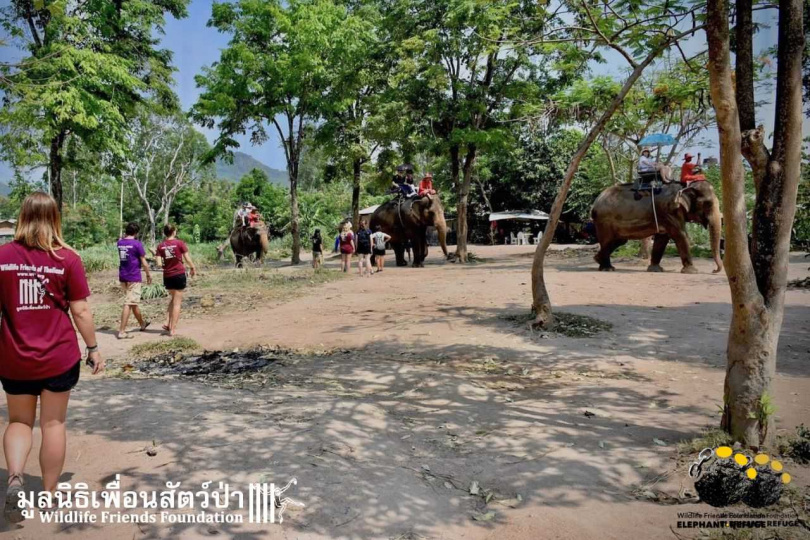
639,133,677,146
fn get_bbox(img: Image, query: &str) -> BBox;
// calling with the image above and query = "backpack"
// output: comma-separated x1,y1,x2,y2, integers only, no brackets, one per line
373,232,386,251
357,229,371,251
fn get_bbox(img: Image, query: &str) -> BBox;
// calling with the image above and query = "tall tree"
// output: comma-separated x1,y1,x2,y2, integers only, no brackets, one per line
707,0,804,446
529,0,707,326
313,1,387,229
193,0,349,264
0,0,188,212
123,113,210,245
385,0,579,262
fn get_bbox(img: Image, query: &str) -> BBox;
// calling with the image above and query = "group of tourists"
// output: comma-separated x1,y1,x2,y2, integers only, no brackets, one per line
317,219,390,276
116,223,197,340
234,202,263,228
636,149,707,189
391,168,437,199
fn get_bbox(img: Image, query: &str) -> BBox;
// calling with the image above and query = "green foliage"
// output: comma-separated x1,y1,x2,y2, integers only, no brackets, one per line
141,283,168,301
0,0,190,202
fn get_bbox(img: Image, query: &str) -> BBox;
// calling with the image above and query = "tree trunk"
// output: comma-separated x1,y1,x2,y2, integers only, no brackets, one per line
531,47,668,326
707,0,804,447
735,0,756,132
455,145,476,263
289,166,301,265
49,130,67,212
119,177,124,239
352,158,361,229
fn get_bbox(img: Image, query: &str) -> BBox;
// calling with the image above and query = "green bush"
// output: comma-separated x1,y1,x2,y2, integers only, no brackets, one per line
78,244,118,273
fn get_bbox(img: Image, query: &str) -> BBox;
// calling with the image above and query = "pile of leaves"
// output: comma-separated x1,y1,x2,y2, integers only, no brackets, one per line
501,311,612,338
128,346,301,391
787,277,810,289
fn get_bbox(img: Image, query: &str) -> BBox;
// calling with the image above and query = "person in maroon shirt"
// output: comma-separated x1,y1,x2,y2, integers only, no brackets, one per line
0,192,103,522
156,224,197,337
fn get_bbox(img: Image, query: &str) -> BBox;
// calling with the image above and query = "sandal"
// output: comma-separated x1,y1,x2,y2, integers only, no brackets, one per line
117,332,135,340
5,473,25,523
140,322,151,332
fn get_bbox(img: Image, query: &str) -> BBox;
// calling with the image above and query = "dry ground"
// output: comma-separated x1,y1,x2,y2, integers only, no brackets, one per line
1,244,809,540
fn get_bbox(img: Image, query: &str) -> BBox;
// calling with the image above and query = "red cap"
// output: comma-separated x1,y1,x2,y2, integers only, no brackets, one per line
684,153,694,159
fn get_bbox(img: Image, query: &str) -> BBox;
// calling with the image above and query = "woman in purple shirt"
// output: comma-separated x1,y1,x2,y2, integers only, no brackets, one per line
117,223,152,339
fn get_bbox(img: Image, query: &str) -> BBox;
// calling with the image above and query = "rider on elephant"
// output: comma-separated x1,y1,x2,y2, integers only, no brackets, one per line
680,153,706,184
419,172,436,198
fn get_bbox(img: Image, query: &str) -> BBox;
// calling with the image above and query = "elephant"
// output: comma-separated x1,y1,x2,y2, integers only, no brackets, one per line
369,195,449,267
590,181,723,274
229,225,270,267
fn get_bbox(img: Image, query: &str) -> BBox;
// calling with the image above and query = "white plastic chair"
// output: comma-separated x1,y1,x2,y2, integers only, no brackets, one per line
517,232,526,245
510,233,518,245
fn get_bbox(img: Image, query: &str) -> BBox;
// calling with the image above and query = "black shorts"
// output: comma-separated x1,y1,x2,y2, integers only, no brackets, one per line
164,273,187,291
357,247,371,255
373,248,386,257
1,361,80,396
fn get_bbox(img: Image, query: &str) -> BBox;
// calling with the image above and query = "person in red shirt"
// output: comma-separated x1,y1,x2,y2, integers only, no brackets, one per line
0,192,103,522
680,153,706,184
156,224,197,337
248,207,262,227
419,172,436,197
338,222,354,273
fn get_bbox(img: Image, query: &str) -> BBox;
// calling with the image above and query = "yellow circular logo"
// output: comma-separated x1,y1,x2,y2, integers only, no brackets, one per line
734,453,749,467
754,454,769,465
716,446,733,459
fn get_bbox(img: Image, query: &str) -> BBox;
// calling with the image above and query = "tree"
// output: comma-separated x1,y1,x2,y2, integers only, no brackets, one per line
194,0,350,264
529,0,707,326
706,0,804,446
314,1,388,229
123,113,210,245
385,0,580,262
0,0,188,212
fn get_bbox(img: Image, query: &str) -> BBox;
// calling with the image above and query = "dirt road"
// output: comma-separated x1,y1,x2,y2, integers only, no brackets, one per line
2,245,808,539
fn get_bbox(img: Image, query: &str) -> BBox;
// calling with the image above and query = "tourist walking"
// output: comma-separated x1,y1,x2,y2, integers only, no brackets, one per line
0,192,103,523
371,226,391,273
117,222,152,339
156,224,197,336
338,222,354,273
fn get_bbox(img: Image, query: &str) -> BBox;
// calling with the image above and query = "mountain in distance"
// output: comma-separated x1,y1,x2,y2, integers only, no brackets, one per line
215,151,287,185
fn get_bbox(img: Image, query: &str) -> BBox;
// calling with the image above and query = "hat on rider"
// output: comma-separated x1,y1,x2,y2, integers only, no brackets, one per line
641,148,651,155
684,153,694,160
424,172,433,179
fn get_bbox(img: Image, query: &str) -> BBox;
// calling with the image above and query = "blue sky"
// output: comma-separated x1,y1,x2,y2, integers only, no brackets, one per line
0,0,803,182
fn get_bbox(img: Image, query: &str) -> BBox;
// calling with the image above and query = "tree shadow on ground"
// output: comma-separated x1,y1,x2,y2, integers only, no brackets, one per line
0,335,716,539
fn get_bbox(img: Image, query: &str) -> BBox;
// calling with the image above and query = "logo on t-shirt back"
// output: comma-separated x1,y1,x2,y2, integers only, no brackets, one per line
18,278,48,310
163,246,177,259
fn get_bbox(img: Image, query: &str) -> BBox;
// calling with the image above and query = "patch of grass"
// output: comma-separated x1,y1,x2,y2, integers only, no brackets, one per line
502,311,612,337
141,283,168,300
778,424,810,463
79,244,118,273
129,337,200,358
677,427,734,455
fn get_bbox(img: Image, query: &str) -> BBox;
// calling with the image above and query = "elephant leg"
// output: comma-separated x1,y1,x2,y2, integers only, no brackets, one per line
234,254,244,268
412,235,425,267
594,238,624,271
392,242,407,267
647,234,670,272
671,228,697,273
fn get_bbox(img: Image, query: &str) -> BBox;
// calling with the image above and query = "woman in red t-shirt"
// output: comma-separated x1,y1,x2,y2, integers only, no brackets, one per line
156,224,197,337
338,222,355,273
0,192,103,522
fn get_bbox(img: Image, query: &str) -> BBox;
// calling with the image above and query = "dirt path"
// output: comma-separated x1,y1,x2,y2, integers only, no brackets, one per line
2,245,809,539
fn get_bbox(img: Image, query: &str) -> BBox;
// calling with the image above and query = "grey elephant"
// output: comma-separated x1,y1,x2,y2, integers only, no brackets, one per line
590,182,723,273
369,196,449,267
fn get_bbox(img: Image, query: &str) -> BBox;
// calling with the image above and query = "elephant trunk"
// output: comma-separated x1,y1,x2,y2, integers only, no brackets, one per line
259,228,270,255
708,196,723,273
435,217,449,258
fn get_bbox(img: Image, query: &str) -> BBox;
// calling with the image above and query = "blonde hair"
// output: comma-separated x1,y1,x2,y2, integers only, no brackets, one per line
14,192,75,257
